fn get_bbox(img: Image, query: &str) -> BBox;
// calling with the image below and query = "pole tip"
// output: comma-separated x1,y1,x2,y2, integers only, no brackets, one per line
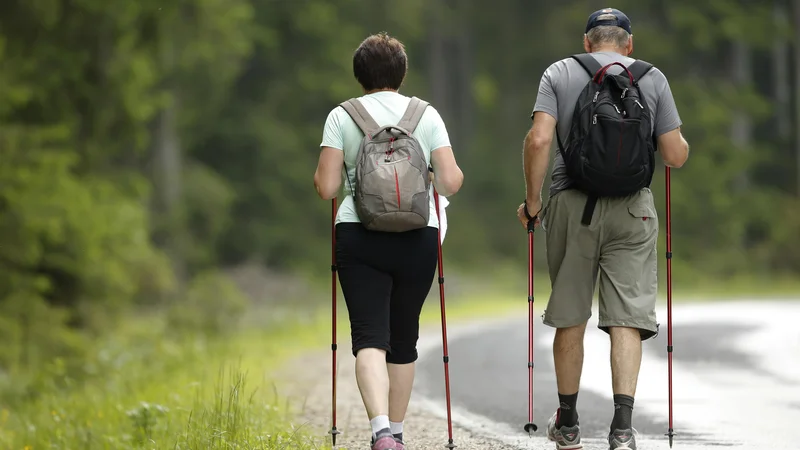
444,440,457,449
524,422,538,434
329,427,341,446
665,428,674,448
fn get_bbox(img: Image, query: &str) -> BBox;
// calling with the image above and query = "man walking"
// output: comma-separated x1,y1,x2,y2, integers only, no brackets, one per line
516,8,689,450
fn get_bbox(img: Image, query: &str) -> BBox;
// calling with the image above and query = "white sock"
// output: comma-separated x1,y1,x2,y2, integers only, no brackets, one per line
390,421,403,435
370,415,391,439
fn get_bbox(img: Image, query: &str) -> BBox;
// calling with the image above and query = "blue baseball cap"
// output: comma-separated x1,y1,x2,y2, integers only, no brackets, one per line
585,8,632,34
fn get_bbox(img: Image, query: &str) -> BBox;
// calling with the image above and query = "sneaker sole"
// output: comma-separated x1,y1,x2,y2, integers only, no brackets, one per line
547,433,583,449
547,437,582,449
548,432,583,449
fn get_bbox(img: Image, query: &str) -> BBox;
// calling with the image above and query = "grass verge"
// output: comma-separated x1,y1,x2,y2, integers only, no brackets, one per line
0,315,332,450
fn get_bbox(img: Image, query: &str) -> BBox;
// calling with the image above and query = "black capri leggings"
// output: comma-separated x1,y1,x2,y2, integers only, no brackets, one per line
335,222,438,364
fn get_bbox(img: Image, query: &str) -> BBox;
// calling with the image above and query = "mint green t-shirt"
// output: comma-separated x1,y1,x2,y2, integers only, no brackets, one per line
320,91,452,227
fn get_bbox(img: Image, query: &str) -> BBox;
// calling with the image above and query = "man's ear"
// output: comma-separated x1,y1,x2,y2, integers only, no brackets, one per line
583,35,591,53
626,35,634,56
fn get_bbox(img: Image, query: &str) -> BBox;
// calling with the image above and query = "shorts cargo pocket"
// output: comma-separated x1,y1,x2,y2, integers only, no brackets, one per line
625,203,658,242
627,204,657,221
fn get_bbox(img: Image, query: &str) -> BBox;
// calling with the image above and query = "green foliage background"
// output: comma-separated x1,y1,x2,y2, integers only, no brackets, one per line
1,0,799,413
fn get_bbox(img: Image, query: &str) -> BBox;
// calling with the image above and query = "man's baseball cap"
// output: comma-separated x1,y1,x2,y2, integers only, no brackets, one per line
585,8,632,34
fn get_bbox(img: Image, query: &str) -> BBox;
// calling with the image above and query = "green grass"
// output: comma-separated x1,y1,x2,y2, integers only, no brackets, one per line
668,273,800,300
0,316,333,450
450,262,800,305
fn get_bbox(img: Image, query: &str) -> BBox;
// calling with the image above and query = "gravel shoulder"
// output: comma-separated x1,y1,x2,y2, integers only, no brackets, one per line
274,319,529,450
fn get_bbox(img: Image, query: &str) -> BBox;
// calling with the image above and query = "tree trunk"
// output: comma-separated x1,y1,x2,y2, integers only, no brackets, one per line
731,40,752,191
794,0,800,196
774,0,791,140
151,23,185,285
455,3,474,154
428,0,449,119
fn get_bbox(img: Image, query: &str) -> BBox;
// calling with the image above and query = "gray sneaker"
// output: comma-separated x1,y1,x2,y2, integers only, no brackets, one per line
546,410,583,449
608,428,638,450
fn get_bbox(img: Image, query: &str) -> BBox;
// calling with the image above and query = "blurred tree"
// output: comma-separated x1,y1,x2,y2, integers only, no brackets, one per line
0,0,251,372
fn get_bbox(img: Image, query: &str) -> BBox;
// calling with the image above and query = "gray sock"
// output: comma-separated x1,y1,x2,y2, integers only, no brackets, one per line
374,427,392,439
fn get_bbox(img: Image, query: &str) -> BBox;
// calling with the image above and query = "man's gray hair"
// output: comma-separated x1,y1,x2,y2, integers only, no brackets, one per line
585,16,631,49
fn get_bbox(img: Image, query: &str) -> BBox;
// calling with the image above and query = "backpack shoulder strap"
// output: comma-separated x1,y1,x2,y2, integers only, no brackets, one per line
628,60,655,83
339,98,381,136
571,54,603,78
397,96,429,133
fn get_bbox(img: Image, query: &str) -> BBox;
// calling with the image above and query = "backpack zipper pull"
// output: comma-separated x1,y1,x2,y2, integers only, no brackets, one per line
613,104,621,115
592,114,597,125
621,88,628,98
385,138,394,163
593,91,599,102
634,100,644,110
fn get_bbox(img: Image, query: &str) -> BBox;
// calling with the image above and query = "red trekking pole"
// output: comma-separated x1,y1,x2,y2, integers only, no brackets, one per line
433,189,456,449
523,203,538,436
329,198,341,446
664,168,675,448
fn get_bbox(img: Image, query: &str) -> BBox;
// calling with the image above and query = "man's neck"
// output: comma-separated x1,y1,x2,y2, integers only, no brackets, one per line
590,47,628,56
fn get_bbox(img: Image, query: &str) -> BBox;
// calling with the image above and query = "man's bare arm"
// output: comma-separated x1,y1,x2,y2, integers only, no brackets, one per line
657,127,689,168
523,112,557,207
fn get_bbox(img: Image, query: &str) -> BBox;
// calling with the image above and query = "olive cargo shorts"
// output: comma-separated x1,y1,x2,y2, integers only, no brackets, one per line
541,188,659,340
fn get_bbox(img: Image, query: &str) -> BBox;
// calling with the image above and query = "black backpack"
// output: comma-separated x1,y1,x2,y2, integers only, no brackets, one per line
556,54,656,225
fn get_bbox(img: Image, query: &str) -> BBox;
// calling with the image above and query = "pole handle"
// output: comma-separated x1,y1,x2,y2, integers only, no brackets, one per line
523,199,539,233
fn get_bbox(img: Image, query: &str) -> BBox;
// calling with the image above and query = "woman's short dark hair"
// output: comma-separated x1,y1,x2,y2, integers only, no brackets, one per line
353,32,408,92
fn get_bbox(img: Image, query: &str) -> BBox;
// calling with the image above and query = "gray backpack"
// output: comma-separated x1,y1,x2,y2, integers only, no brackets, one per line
339,97,431,232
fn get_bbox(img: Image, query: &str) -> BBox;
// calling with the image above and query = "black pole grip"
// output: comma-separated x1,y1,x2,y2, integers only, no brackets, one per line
523,199,539,233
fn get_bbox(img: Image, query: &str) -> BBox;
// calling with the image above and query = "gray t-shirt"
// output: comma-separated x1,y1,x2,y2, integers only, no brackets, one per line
532,51,683,197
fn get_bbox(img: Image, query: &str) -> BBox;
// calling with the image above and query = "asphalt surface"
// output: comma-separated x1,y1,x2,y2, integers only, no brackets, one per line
414,300,800,449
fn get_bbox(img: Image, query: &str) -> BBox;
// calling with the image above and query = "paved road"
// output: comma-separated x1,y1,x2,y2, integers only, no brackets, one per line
415,300,800,449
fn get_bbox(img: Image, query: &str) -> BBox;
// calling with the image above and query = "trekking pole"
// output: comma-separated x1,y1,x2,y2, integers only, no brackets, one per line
329,198,341,446
664,168,675,448
523,205,538,436
433,188,456,450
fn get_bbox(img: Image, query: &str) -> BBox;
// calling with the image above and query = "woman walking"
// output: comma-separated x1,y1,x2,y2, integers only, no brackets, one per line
313,33,464,450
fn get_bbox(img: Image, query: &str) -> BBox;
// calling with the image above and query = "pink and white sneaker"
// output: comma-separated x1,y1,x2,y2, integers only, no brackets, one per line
371,434,397,450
